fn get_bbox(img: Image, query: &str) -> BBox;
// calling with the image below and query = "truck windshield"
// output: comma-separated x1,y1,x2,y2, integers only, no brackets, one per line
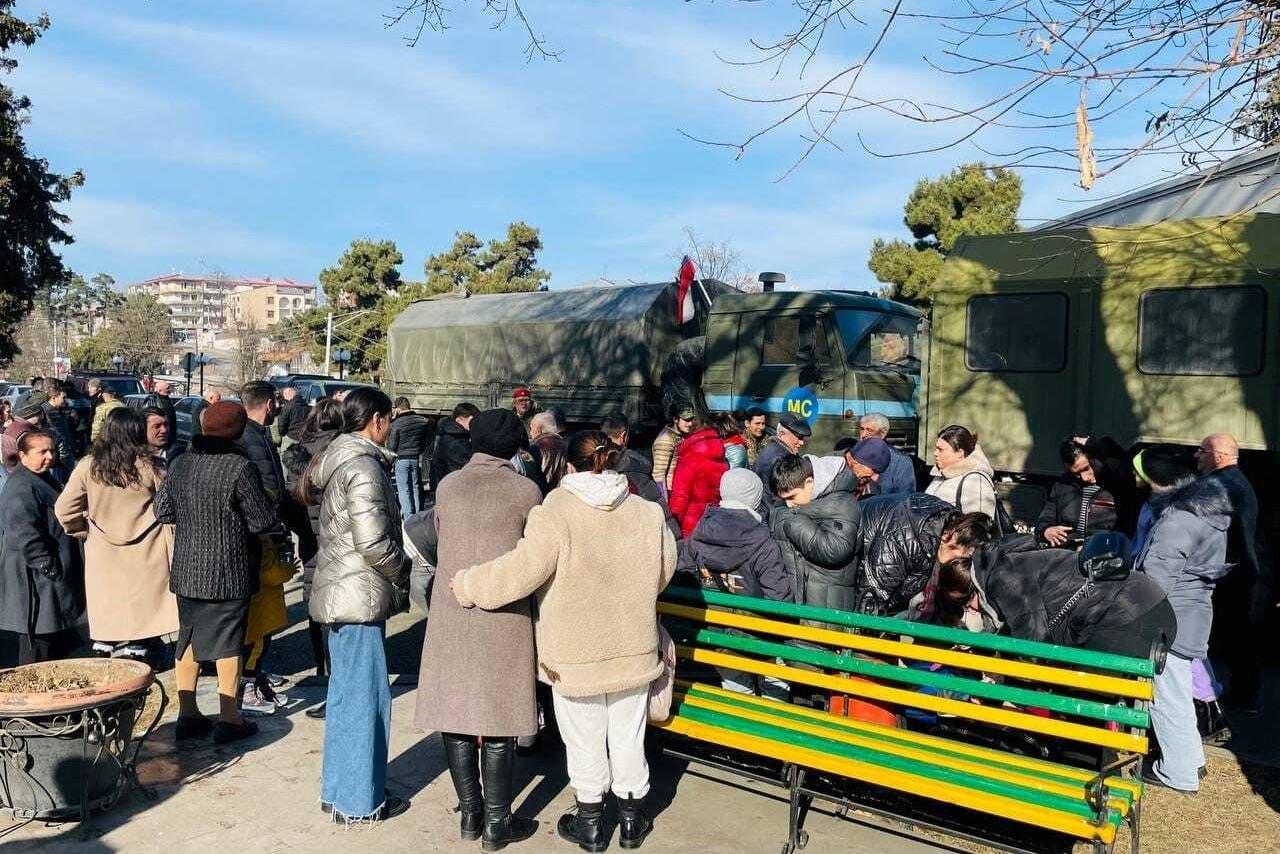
835,310,921,373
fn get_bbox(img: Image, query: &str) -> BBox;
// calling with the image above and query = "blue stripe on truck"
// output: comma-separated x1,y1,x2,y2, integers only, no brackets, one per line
704,395,916,419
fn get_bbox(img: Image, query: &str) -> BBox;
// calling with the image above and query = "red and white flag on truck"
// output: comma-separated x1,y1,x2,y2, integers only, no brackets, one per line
676,255,696,326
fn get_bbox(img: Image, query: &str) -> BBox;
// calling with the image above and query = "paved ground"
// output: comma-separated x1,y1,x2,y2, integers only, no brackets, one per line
3,583,1277,853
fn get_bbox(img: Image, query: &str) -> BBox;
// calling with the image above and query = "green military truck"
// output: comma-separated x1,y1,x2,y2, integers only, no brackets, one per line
921,212,1280,516
701,290,922,451
384,281,923,447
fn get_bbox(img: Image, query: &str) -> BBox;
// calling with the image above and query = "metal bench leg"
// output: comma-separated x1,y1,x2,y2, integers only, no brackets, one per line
1129,792,1142,854
783,765,811,854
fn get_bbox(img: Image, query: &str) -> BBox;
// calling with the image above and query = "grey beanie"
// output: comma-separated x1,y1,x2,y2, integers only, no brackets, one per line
720,468,765,520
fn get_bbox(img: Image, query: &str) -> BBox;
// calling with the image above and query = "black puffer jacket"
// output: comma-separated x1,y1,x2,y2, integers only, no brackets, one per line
428,418,472,494
971,537,1173,657
238,418,285,499
853,492,953,616
770,457,861,612
155,435,279,600
1034,478,1118,543
387,411,431,460
682,505,792,601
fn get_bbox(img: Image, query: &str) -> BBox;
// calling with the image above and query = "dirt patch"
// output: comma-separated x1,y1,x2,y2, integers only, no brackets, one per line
0,665,94,693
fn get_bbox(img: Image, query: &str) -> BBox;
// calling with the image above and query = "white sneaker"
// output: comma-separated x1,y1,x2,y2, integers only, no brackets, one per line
261,672,289,689
241,682,278,716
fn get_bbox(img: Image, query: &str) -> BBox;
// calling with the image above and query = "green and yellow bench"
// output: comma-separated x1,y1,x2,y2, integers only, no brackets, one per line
652,585,1162,854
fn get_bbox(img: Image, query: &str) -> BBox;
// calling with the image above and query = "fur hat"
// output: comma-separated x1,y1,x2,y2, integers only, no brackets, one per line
200,401,248,440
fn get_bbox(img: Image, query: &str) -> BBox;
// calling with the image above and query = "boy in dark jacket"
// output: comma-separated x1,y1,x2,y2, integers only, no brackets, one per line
768,454,861,613
682,469,791,700
1035,440,1118,548
387,397,431,515
428,403,478,496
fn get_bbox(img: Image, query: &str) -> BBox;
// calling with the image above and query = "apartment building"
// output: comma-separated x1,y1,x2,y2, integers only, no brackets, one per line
128,273,317,340
225,279,317,328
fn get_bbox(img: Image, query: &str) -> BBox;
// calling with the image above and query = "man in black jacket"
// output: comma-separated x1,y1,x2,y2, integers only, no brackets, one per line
275,386,308,446
753,414,810,510
428,402,478,496
238,381,285,498
145,380,179,451
387,397,430,514
768,454,861,612
1036,440,1118,548
852,492,954,616
1197,432,1270,714
602,413,680,539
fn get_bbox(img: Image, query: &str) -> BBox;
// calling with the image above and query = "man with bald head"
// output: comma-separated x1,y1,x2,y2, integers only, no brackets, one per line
189,388,223,439
1197,432,1268,715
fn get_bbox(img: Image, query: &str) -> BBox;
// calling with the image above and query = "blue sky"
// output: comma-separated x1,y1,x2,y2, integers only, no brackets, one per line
12,0,1192,293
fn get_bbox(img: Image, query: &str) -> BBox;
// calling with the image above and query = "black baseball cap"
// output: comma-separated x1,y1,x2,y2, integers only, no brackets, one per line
778,412,812,438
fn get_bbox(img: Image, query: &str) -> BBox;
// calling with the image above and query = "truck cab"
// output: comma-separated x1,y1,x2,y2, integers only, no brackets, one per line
701,291,923,452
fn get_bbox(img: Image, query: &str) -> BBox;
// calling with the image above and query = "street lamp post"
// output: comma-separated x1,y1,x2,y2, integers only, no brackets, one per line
334,348,351,380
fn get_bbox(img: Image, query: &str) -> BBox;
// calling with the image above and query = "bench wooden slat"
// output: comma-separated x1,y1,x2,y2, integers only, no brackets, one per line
679,645,1150,753
679,681,1144,802
678,682,1143,803
679,625,1149,728
656,714,1121,844
663,586,1154,677
674,690,1135,815
659,601,1153,701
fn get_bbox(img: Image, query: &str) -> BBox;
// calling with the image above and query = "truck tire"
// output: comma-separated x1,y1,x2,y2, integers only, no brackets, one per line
661,336,707,419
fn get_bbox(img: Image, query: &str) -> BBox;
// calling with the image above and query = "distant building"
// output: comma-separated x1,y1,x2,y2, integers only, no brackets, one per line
127,273,317,342
226,279,317,329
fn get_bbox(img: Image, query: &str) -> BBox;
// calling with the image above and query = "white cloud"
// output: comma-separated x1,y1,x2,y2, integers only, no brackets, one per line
66,196,305,262
13,58,266,170
88,14,596,157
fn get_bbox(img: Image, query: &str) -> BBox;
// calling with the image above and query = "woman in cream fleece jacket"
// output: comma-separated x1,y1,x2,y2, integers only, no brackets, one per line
453,430,677,853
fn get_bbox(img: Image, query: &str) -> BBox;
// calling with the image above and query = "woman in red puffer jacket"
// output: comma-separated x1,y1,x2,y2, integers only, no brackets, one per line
669,426,729,537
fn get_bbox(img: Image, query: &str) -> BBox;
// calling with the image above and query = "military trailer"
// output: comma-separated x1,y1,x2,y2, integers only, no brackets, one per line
385,281,924,449
384,281,731,436
921,212,1280,514
701,290,923,453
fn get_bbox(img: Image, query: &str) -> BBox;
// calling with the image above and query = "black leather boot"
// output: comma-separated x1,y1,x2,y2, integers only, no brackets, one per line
481,738,539,851
557,798,607,852
618,794,652,849
442,733,484,840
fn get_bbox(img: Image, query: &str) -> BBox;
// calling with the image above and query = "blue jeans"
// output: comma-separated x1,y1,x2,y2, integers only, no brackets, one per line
394,458,421,516
322,622,392,819
1150,653,1203,791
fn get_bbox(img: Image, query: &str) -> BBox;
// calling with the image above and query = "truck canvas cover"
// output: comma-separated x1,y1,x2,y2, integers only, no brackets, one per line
386,282,682,390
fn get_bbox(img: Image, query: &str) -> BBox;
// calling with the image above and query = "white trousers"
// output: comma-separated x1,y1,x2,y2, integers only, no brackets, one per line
552,685,650,803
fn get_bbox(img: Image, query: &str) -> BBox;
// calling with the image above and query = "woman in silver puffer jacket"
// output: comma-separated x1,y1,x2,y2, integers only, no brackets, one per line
301,387,411,824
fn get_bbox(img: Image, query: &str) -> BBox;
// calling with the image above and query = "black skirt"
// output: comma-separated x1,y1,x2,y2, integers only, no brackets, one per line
176,596,250,661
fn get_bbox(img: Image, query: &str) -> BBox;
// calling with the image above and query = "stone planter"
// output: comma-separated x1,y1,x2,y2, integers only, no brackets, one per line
0,658,162,820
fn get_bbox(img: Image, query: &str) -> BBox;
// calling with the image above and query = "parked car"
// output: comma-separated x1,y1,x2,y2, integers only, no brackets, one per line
66,371,145,400
292,379,377,405
2,384,32,410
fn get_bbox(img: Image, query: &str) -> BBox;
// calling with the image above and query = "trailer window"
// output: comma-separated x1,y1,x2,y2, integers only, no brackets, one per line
966,293,1068,372
1138,286,1266,376
762,317,800,365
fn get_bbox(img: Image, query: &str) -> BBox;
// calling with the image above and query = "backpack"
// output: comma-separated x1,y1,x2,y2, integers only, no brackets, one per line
955,470,1015,538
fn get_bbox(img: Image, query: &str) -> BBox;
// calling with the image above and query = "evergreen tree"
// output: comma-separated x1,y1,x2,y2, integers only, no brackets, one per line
0,4,83,365
423,222,549,295
868,164,1021,303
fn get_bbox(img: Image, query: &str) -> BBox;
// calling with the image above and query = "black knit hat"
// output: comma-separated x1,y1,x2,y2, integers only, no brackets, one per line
1134,445,1193,488
470,408,527,459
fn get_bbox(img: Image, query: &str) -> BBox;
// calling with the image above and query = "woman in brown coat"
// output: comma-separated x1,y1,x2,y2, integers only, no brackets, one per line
415,408,542,850
55,407,178,657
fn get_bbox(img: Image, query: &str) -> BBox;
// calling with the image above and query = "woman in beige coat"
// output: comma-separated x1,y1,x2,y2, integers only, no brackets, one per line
924,424,998,520
454,430,677,853
55,407,177,656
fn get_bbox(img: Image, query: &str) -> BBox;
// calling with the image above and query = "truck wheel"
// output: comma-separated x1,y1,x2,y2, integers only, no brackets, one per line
661,336,707,418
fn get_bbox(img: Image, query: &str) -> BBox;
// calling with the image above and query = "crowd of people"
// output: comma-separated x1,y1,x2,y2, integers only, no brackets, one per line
0,377,1273,846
